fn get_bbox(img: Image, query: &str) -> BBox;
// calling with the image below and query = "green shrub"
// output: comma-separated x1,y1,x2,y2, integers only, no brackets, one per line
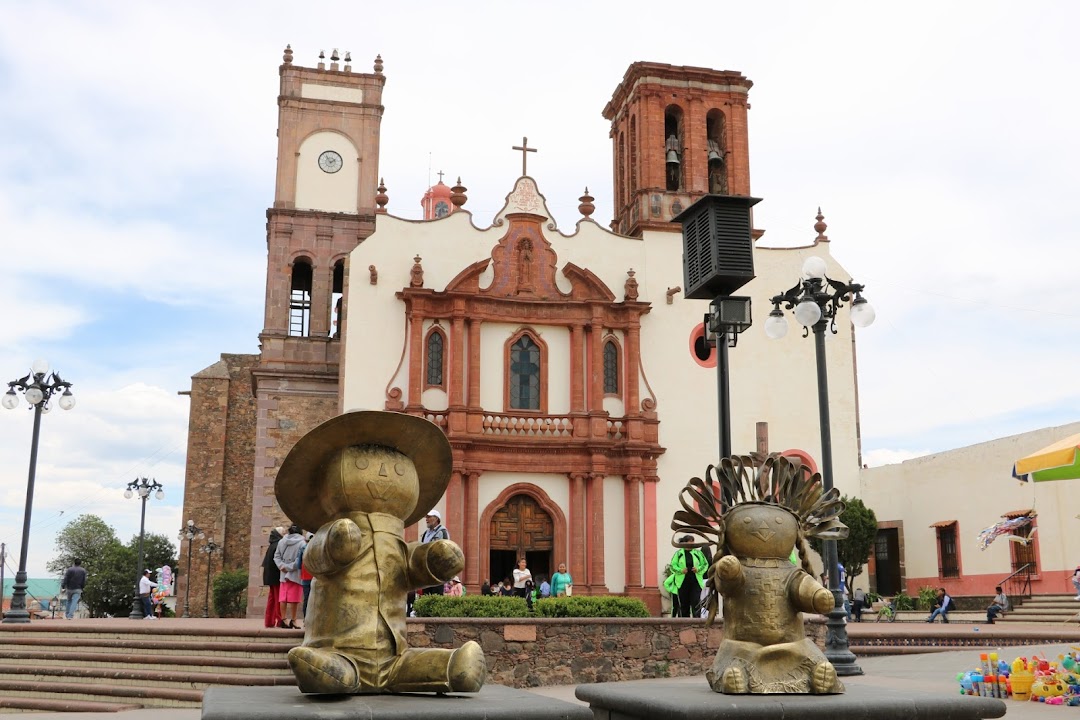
916,585,939,611
534,596,650,618
893,590,914,611
212,569,248,618
414,595,530,618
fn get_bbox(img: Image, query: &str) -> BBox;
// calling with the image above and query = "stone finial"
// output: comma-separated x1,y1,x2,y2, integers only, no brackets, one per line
624,268,639,301
374,54,384,74
369,265,378,285
318,50,326,70
410,255,424,288
375,178,388,214
578,187,595,218
814,207,829,243
450,177,467,207
283,45,293,64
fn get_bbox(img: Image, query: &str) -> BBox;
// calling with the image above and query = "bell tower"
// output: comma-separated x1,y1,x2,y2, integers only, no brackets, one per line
247,46,385,614
603,62,753,237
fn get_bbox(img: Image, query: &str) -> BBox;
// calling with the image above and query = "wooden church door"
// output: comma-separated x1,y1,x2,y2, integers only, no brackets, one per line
489,494,553,586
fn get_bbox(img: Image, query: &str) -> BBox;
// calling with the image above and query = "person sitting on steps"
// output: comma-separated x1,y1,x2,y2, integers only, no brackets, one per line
926,587,953,623
987,586,1008,624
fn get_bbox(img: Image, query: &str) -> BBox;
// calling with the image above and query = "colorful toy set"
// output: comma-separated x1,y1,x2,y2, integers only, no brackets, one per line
958,650,1080,705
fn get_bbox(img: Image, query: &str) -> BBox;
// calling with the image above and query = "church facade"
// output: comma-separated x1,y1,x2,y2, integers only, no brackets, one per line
178,51,867,616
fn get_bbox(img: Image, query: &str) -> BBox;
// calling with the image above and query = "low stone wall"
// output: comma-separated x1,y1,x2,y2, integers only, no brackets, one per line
406,617,827,688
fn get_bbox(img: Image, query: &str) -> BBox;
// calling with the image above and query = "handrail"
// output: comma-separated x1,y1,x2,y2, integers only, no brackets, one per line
999,562,1035,603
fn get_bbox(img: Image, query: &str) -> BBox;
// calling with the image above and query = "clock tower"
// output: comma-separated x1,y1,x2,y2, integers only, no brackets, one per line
248,46,386,611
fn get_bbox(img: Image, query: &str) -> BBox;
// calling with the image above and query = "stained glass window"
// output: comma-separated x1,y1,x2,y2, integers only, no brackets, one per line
426,331,444,387
509,335,541,410
603,341,619,394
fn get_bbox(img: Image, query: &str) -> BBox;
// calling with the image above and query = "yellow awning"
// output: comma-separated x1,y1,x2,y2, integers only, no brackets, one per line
1014,434,1080,476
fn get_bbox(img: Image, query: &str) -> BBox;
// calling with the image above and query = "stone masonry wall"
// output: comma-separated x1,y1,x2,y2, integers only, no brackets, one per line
406,617,826,688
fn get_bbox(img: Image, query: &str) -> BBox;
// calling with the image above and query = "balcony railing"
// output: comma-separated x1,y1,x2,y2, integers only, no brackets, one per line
481,413,573,437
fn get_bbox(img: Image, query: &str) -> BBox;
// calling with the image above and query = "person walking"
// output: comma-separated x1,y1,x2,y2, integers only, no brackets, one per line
420,510,449,596
138,569,158,619
60,558,87,620
851,587,867,622
262,527,284,628
550,562,573,598
274,524,307,629
662,537,708,618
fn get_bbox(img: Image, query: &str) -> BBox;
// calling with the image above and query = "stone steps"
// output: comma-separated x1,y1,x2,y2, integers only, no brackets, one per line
0,624,300,710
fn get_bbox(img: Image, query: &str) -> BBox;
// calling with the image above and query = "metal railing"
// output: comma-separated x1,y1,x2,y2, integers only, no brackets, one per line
999,562,1035,604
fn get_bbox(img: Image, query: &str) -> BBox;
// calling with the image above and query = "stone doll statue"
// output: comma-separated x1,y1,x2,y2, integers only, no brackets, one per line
274,410,486,695
671,453,847,694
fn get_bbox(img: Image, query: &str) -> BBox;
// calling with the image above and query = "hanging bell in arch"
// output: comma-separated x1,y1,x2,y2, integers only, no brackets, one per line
667,148,681,165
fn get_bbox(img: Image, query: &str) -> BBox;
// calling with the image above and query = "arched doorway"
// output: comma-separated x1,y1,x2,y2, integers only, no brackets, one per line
489,494,553,587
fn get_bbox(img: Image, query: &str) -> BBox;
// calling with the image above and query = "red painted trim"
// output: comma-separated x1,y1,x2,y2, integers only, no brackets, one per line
780,448,818,475
643,479,658,586
688,323,717,368
478,482,568,591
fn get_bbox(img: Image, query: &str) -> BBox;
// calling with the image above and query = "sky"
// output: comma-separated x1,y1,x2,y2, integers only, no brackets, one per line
1,1,1078,579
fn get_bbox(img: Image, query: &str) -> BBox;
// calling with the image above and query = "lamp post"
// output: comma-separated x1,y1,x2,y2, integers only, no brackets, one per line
201,538,220,618
703,297,753,459
765,255,875,676
125,478,164,620
2,360,75,624
178,520,204,618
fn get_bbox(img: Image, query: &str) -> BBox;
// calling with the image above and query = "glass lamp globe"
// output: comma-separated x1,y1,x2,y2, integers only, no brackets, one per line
764,313,789,340
794,300,822,327
3,391,19,409
139,487,149,498
801,256,827,279
58,391,75,411
850,299,876,328
124,488,134,499
31,358,50,376
198,532,206,540
155,489,164,500
24,387,44,406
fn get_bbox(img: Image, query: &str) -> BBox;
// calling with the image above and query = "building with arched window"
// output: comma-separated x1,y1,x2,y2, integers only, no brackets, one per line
179,56,866,616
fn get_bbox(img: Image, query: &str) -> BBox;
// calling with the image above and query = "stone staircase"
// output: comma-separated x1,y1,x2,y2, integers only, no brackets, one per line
997,593,1080,625
0,622,300,713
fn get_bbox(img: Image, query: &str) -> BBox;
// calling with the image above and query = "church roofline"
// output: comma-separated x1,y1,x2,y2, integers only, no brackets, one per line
603,61,752,120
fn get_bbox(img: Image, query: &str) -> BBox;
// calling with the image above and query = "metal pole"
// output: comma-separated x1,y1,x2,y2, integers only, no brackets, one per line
182,539,193,618
1,543,7,617
203,551,212,618
813,321,862,676
716,332,732,459
4,402,44,624
129,494,148,619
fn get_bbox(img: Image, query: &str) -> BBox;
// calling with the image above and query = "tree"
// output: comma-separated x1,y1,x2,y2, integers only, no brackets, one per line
809,495,878,594
46,514,119,577
82,543,137,617
125,532,178,577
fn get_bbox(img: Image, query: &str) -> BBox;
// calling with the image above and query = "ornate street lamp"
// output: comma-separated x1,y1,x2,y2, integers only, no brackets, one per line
178,520,204,618
766,254,875,676
201,538,220,618
125,478,164,620
2,360,75,624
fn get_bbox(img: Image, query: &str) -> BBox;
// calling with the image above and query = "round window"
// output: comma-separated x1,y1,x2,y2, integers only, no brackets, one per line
688,323,717,368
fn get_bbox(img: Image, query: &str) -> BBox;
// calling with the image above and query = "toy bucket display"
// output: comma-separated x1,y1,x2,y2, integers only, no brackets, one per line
1011,671,1034,701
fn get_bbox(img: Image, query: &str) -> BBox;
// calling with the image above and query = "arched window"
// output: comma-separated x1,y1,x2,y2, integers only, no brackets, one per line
664,105,684,192
289,260,313,337
706,109,727,194
425,327,446,389
603,339,620,395
508,333,542,411
331,259,344,339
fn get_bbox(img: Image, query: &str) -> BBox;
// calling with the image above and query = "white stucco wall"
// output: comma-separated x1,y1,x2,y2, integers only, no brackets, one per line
859,421,1080,595
295,131,359,213
341,180,865,596
604,474,627,593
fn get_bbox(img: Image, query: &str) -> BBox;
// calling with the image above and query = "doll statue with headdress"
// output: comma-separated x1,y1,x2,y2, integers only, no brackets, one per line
274,410,486,695
671,453,847,694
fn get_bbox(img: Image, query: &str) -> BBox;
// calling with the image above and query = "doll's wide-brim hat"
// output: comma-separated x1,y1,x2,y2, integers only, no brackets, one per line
275,410,452,530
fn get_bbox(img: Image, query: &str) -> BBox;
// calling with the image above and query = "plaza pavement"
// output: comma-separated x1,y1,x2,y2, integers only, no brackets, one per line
10,617,1080,719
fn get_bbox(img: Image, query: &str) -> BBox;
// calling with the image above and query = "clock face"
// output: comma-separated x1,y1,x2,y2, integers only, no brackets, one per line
434,201,450,218
318,150,343,174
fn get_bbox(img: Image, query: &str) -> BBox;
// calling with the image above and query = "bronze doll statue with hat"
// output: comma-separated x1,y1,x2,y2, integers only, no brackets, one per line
274,410,486,695
671,453,848,695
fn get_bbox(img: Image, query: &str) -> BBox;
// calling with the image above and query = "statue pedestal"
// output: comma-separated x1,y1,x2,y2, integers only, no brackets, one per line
575,680,1005,719
202,684,592,720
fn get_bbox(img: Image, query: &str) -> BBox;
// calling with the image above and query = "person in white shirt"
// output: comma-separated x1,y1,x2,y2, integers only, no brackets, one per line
512,558,532,598
138,569,158,619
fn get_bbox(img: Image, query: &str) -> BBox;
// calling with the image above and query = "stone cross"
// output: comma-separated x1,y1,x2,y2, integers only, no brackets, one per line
512,137,537,175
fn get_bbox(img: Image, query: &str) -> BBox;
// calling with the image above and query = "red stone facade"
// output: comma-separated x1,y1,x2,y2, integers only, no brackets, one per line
603,62,754,237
